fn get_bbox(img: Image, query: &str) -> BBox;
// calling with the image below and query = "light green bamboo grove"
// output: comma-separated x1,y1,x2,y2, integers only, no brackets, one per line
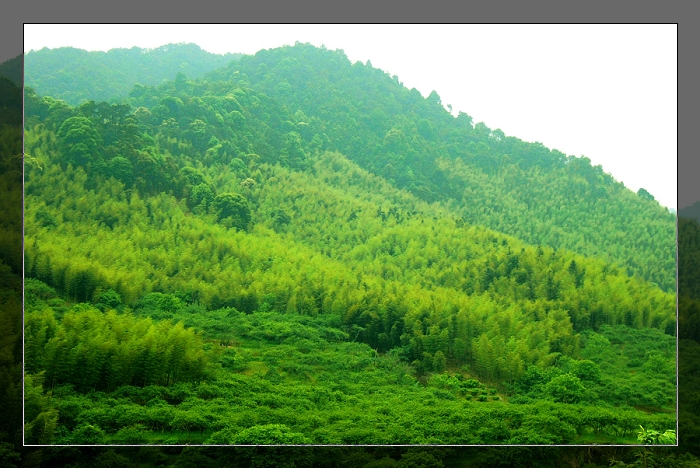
23,142,674,382
25,305,207,391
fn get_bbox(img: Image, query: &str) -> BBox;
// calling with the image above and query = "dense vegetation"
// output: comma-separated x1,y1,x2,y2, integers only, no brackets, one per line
201,45,676,292
25,44,675,292
18,42,680,453
23,281,675,446
23,142,676,388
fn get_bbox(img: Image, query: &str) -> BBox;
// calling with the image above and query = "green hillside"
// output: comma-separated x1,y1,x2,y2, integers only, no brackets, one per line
200,44,675,292
22,43,677,446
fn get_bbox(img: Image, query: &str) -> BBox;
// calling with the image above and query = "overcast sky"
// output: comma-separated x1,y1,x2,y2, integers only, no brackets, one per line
24,24,677,209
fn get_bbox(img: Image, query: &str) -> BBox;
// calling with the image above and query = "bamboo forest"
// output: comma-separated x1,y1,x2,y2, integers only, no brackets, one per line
17,43,680,450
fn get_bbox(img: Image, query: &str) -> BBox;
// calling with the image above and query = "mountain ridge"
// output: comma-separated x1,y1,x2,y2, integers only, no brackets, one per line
24,43,241,105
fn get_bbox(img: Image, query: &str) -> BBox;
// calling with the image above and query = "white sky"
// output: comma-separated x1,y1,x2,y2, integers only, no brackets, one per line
25,24,677,209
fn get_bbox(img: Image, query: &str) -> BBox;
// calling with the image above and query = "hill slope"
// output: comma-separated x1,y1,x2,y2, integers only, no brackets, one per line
23,60,676,381
22,43,677,445
24,43,676,292
144,43,676,291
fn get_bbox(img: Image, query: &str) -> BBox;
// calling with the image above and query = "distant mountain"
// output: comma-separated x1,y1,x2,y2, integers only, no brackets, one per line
0,54,22,88
680,200,700,224
24,43,241,105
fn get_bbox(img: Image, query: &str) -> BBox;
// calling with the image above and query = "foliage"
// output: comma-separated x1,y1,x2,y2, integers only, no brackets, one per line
25,305,209,391
23,372,58,444
637,426,676,445
209,424,312,445
20,42,679,448
20,290,677,446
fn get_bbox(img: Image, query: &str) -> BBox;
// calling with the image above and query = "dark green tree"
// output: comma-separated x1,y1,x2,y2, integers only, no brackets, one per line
106,156,134,186
637,188,655,201
214,193,252,230
57,116,102,166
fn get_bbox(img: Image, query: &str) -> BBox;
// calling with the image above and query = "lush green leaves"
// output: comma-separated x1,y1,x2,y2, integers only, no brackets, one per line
25,305,209,391
21,42,678,446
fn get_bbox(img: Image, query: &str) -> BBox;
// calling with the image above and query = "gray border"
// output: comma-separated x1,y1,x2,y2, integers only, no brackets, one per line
1,0,691,462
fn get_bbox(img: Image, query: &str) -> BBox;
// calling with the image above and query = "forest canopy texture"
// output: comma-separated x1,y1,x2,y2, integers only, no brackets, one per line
20,43,678,448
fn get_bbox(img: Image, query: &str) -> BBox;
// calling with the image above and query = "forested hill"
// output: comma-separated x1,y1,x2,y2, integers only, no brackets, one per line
24,44,241,106
122,42,673,291
23,43,675,291
21,42,679,446
22,41,677,351
24,79,676,387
